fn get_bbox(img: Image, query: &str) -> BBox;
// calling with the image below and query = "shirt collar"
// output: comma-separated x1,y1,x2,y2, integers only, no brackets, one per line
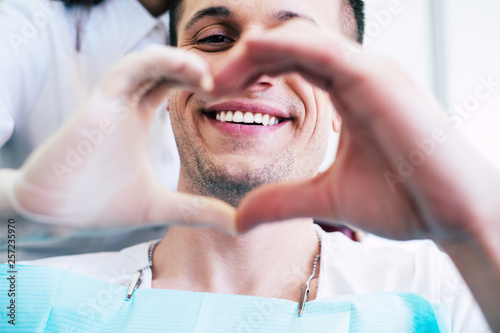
84,0,170,54
119,0,170,51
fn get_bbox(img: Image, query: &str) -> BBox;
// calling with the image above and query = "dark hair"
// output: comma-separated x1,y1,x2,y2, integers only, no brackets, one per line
169,0,365,46
348,0,365,43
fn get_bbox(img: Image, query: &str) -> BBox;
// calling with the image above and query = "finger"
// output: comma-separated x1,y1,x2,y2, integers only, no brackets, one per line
243,24,443,130
245,28,360,87
213,55,338,97
216,21,448,172
101,46,214,101
147,185,237,234
213,21,361,96
129,46,214,94
236,174,335,233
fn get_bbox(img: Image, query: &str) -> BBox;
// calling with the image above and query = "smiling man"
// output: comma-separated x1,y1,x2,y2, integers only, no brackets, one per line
168,3,335,208
154,0,341,304
9,0,496,331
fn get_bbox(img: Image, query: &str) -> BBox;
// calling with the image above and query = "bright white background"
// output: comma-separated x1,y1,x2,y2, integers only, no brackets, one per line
363,0,500,170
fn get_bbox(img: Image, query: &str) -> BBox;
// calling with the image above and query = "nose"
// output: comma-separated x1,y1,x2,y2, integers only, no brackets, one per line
246,75,279,93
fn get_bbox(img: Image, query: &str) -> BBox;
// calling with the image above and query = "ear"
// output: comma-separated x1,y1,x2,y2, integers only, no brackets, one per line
324,91,341,133
331,106,342,133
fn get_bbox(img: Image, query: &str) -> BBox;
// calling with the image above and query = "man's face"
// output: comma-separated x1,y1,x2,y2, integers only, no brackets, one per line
169,0,342,206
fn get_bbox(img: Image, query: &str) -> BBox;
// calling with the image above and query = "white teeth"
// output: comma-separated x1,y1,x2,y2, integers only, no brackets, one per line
233,111,244,123
262,114,270,126
225,111,233,122
243,112,254,123
214,111,281,125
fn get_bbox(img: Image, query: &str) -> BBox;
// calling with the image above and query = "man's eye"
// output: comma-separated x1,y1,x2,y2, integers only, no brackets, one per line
197,35,233,44
194,34,234,51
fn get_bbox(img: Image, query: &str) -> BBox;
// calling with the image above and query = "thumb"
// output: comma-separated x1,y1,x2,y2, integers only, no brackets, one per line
237,174,335,233
147,186,237,234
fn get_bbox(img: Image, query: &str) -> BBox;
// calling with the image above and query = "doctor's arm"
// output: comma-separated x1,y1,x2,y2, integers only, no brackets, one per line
226,21,500,330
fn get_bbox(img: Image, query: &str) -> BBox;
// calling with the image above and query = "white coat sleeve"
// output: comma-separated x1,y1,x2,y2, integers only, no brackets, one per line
0,0,58,149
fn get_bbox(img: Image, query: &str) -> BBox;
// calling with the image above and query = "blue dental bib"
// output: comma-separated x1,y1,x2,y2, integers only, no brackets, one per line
0,264,441,332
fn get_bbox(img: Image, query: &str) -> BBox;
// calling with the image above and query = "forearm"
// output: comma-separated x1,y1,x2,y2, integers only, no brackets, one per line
438,213,500,331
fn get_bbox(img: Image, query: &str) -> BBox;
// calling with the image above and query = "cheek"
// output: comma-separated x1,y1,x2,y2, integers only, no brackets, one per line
311,90,335,155
167,91,181,125
314,89,334,119
288,75,333,139
286,77,334,175
167,90,192,136
309,89,334,137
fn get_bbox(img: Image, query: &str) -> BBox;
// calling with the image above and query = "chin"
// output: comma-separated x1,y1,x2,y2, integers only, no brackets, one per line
179,143,296,206
198,165,280,208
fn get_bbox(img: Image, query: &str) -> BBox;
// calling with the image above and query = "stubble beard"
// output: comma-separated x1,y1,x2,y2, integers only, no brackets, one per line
178,139,295,208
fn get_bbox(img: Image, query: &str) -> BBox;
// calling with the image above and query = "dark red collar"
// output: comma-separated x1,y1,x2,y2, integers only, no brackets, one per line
315,222,359,242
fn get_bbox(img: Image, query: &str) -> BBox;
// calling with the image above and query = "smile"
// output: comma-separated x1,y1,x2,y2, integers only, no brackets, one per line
202,101,292,135
215,111,281,126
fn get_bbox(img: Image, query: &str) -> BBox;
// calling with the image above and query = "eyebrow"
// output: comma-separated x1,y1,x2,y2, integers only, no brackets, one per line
273,10,317,25
183,6,317,32
184,6,232,31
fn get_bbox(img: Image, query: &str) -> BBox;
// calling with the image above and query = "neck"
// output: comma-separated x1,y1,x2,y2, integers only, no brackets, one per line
152,220,320,300
138,0,169,17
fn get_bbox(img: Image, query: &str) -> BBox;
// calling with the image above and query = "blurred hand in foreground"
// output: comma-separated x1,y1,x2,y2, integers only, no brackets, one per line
0,46,236,232
222,21,500,245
